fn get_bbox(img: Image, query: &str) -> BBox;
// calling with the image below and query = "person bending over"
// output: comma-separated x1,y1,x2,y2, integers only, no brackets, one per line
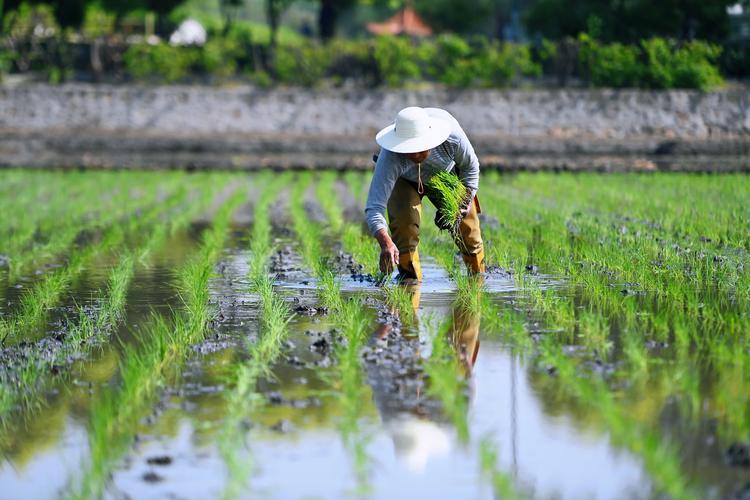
365,106,485,281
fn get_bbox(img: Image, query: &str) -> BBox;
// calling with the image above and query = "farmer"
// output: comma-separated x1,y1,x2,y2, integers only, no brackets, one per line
365,106,484,280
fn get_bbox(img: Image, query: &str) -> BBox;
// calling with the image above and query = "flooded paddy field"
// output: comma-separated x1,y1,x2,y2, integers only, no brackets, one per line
0,169,749,499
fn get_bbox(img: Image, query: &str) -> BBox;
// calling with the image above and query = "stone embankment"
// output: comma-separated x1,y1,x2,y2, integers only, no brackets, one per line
1,84,748,171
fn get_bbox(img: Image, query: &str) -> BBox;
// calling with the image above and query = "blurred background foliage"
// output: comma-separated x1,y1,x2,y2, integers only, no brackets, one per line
0,0,748,88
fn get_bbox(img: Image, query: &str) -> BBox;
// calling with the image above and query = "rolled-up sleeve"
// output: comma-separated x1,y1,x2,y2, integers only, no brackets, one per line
365,148,400,235
454,129,480,197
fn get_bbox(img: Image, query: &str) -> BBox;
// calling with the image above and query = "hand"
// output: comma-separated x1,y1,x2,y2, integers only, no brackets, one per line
459,198,473,219
379,243,399,274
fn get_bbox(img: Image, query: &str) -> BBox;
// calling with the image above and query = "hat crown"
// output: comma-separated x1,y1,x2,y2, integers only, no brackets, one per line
394,107,430,139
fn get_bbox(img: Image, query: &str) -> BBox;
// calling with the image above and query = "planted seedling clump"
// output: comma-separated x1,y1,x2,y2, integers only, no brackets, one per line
423,171,471,239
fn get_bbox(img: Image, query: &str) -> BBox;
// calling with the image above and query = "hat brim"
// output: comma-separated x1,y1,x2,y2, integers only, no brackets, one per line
375,118,452,154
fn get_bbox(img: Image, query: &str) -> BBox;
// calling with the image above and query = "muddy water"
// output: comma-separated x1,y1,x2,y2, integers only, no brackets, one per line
0,225,746,499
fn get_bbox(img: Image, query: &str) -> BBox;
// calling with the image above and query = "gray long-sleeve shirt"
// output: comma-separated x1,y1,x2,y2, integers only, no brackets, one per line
365,108,480,235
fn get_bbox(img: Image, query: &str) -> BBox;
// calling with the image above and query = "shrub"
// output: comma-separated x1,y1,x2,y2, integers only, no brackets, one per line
482,42,541,86
123,43,199,82
641,38,723,90
82,4,116,39
201,38,242,78
424,35,539,88
576,35,723,90
671,41,724,90
579,33,642,88
326,38,378,86
272,40,331,86
426,34,477,87
2,2,59,38
373,36,421,87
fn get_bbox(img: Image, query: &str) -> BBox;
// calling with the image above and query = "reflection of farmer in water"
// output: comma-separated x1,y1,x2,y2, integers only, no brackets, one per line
365,107,485,280
364,284,480,470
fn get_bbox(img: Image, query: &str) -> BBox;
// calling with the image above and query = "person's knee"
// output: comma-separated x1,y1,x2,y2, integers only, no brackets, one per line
458,219,483,255
390,221,420,253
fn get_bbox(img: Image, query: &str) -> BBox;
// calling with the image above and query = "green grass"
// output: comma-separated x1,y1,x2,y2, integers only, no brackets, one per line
0,182,189,344
218,173,292,498
0,178,218,425
0,170,747,498
70,183,245,500
2,172,182,282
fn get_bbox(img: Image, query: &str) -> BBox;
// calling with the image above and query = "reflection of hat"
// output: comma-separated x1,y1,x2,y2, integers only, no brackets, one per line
390,416,451,472
376,107,452,153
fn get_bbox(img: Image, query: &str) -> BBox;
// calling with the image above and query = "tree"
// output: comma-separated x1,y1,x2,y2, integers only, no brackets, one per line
2,0,88,29
220,0,243,34
145,0,185,35
266,0,295,49
523,0,738,43
318,0,356,40
413,0,496,34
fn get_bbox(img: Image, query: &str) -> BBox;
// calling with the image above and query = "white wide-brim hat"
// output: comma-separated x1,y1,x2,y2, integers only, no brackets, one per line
376,106,451,154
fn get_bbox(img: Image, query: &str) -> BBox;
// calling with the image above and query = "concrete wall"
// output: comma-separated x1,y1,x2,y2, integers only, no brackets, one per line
1,83,749,171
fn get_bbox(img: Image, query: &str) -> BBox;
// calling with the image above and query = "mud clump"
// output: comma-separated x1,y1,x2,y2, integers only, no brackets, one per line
270,419,295,433
270,246,301,274
310,337,331,356
142,471,165,483
726,443,750,467
294,305,328,316
146,455,173,466
332,250,378,283
266,391,321,409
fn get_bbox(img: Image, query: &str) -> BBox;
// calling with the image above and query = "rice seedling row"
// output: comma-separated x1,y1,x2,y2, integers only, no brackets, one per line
2,172,180,283
1,170,748,499
0,184,192,345
70,187,245,499
0,178,219,425
218,173,292,497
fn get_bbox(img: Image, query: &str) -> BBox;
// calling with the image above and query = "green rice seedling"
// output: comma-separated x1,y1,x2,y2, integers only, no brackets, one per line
479,438,522,499
480,297,533,353
343,171,368,207
576,308,612,360
72,313,178,500
289,174,345,310
303,174,380,491
0,180,219,424
330,298,375,496
4,172,177,282
381,283,417,324
536,338,697,500
422,315,470,442
315,171,345,234
219,174,292,497
0,184,190,344
71,187,245,500
422,171,470,241
289,175,324,271
220,270,292,498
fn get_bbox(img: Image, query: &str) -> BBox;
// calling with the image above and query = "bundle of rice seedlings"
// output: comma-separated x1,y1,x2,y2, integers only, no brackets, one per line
423,170,471,241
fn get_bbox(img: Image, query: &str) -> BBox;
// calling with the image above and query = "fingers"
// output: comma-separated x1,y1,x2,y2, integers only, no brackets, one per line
380,247,398,274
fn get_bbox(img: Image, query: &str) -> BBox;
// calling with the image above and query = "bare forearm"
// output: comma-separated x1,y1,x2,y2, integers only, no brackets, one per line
374,228,393,249
375,228,398,274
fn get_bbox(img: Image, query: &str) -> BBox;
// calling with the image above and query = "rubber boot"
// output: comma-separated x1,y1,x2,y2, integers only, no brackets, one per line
462,249,485,275
397,249,423,281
